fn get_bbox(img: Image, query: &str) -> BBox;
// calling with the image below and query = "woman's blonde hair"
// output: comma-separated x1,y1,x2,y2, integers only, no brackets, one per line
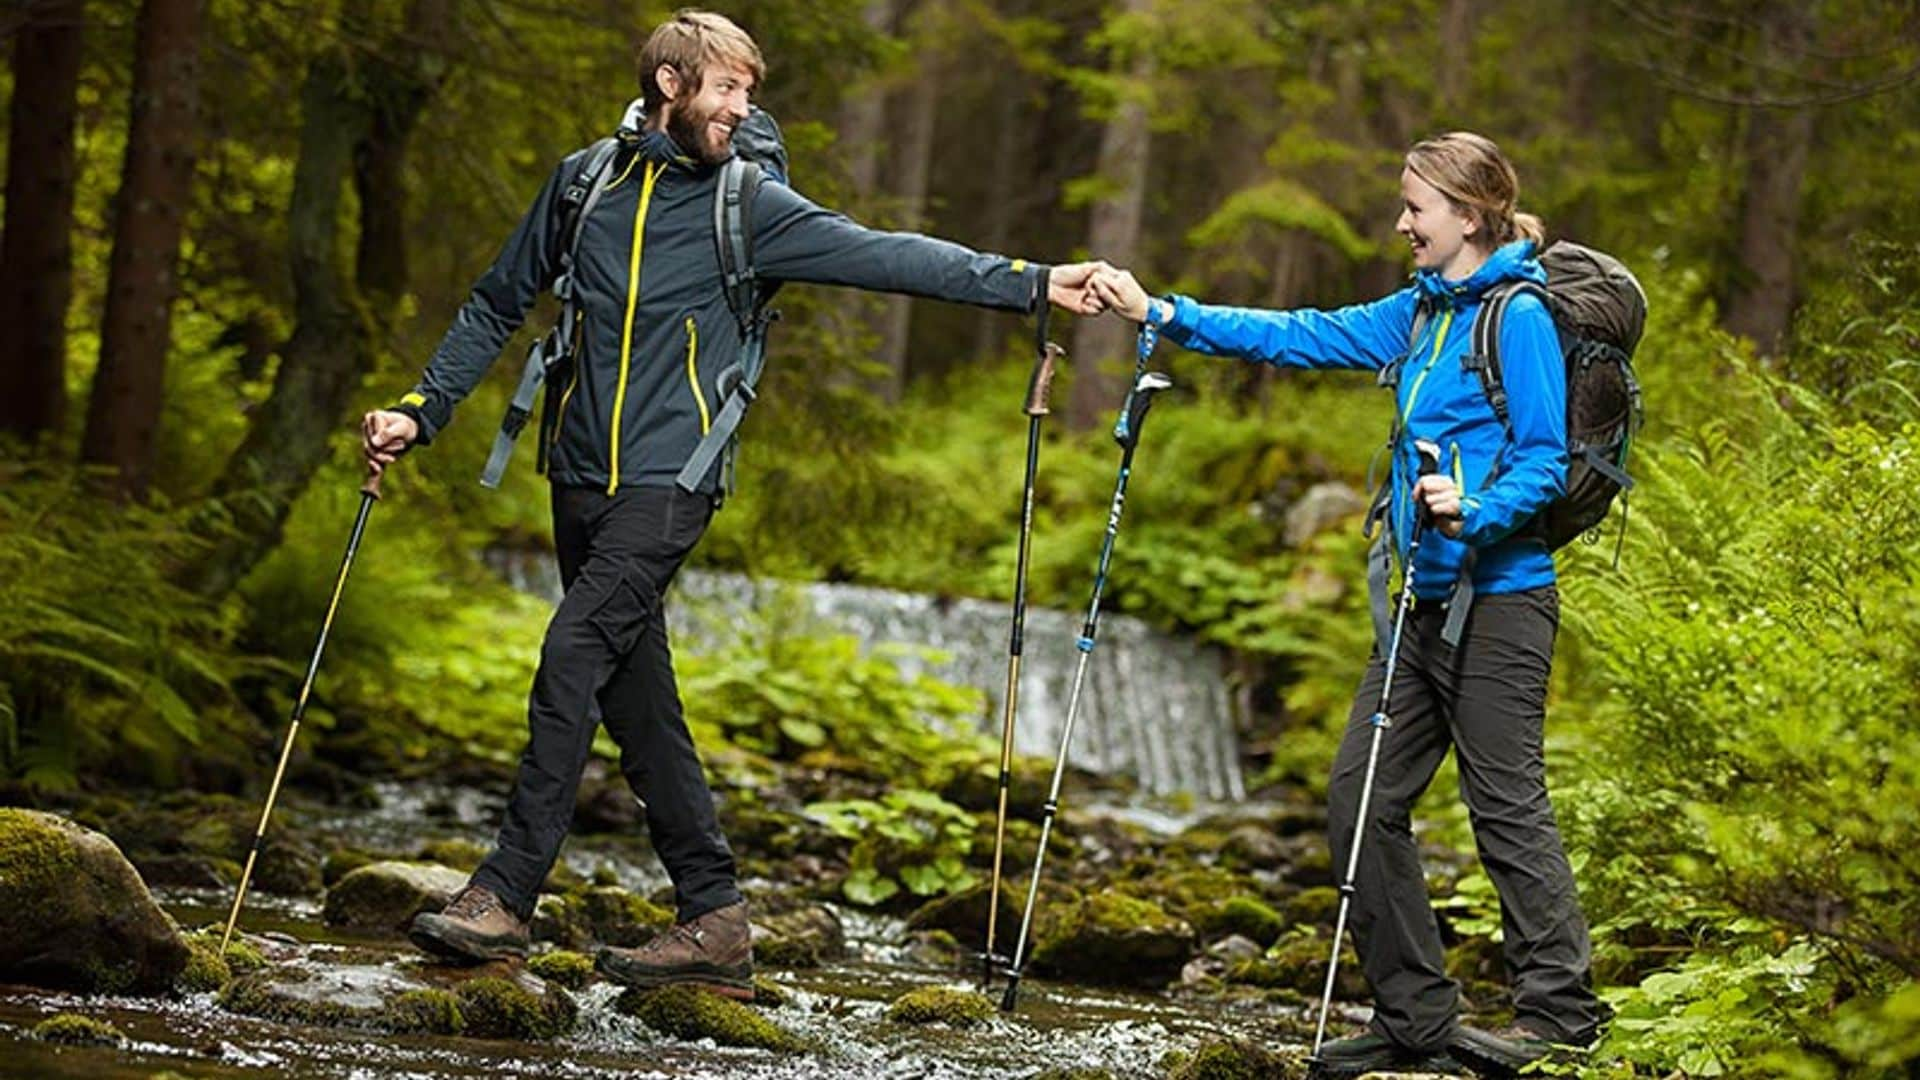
636,9,766,115
1405,132,1545,248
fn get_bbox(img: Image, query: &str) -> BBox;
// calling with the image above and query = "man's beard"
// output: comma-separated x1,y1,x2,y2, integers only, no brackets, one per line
666,101,730,165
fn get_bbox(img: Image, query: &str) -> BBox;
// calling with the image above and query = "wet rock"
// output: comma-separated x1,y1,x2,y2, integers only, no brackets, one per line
321,847,377,887
1284,481,1365,547
902,929,964,969
385,988,464,1035
1280,839,1334,888
322,860,469,932
415,837,489,873
217,968,396,1028
1191,896,1287,948
1168,1037,1307,1079
617,985,805,1052
1032,892,1196,988
133,853,235,890
535,885,673,949
752,902,846,968
1283,886,1340,928
885,985,995,1027
1226,928,1364,1001
903,880,1022,951
526,949,593,990
31,1013,125,1047
1181,934,1265,986
573,759,642,833
455,975,577,1040
0,808,188,994
1221,825,1288,872
255,835,324,896
1032,1070,1117,1080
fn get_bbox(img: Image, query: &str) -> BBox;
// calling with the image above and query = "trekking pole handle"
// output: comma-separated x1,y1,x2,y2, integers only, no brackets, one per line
1412,438,1440,528
361,465,384,500
1025,343,1064,417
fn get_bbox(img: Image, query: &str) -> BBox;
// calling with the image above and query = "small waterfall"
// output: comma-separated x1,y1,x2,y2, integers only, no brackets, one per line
487,551,1244,801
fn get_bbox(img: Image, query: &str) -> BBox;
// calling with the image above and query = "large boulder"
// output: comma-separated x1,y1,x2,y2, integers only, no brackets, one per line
322,861,469,932
1032,891,1196,988
0,808,188,994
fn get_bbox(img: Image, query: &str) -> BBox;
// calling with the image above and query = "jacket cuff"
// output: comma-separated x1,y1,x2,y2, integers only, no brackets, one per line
1165,294,1198,333
1025,261,1050,315
392,394,437,447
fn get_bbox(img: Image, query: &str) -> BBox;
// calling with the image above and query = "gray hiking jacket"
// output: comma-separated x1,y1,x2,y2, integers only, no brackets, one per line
393,130,1046,493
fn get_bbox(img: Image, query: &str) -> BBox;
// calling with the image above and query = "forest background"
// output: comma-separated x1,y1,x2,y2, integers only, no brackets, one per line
2,0,1918,1074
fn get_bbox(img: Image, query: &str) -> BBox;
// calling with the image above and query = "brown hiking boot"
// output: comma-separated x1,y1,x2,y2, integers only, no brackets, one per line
596,900,753,999
408,885,530,963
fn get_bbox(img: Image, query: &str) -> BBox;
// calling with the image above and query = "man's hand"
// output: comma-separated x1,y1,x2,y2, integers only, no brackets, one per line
1047,261,1112,315
362,409,419,476
1414,474,1465,539
1091,267,1153,323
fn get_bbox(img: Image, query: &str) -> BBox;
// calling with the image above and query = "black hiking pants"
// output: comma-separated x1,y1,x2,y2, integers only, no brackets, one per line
472,484,740,923
1327,586,1605,1052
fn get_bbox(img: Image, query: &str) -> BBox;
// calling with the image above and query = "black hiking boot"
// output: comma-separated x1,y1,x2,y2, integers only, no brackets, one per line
1450,1021,1594,1077
408,884,530,963
595,900,754,1001
1308,1030,1463,1078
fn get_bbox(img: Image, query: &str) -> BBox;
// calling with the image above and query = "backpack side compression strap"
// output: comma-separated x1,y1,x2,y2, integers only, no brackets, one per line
480,137,623,489
676,158,768,495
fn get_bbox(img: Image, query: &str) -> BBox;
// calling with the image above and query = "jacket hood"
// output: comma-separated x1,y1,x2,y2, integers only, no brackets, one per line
1413,240,1545,306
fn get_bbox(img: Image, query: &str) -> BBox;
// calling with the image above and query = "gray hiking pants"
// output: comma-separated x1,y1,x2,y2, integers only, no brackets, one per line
1327,586,1605,1052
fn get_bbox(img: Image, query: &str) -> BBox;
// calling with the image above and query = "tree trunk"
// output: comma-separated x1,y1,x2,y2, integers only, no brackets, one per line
354,0,451,316
971,87,1023,363
0,0,84,444
1438,0,1475,113
78,0,204,497
1722,8,1816,356
1068,0,1155,429
184,2,447,598
878,18,941,396
838,0,896,202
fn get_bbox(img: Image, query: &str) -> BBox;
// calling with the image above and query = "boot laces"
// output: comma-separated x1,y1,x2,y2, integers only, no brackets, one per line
446,886,499,920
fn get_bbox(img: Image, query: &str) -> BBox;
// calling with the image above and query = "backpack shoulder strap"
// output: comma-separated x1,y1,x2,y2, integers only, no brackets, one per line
713,157,765,336
1465,281,1548,433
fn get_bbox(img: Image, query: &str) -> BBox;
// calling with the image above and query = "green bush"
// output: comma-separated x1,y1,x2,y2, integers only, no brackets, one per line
805,789,977,905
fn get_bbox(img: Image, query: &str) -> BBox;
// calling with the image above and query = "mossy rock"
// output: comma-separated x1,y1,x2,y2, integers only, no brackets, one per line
1282,886,1340,928
322,861,469,932
0,808,188,994
884,986,995,1027
217,971,385,1028
616,985,805,1052
1032,891,1195,988
1125,866,1254,915
255,835,324,897
1219,825,1289,872
1191,896,1287,948
535,885,674,949
455,976,577,1040
1031,1069,1117,1080
751,975,792,1008
526,949,594,990
416,837,489,873
1226,929,1364,1000
902,880,1022,951
752,903,846,968
1167,1038,1306,1079
178,934,233,993
321,848,377,887
31,1013,125,1046
385,988,465,1035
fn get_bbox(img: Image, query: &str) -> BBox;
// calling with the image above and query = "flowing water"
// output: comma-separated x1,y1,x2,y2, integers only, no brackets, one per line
0,783,1328,1079
487,553,1246,801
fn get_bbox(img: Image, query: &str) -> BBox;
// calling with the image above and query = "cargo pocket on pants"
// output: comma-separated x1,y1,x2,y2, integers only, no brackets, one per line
583,563,660,658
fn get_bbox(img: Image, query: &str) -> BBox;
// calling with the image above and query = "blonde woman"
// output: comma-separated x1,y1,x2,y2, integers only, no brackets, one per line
1094,133,1605,1077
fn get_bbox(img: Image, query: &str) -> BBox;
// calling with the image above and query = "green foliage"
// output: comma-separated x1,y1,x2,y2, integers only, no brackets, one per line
804,789,976,906
0,468,255,788
1595,941,1830,1078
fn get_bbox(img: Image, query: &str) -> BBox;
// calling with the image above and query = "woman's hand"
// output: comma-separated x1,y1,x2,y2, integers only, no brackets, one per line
1091,268,1153,323
1414,474,1465,539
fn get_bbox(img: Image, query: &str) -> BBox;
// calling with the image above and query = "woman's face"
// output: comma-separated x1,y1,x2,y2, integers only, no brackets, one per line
1396,168,1480,277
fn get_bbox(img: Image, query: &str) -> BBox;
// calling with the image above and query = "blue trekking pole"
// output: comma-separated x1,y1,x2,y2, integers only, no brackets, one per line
1308,437,1443,1062
1000,327,1172,1013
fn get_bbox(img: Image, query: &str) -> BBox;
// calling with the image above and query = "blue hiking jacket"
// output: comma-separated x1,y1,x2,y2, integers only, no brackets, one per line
1160,240,1567,600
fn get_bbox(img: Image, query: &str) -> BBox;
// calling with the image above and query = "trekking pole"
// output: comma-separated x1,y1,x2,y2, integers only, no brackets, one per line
1308,438,1442,1062
981,309,1064,992
219,468,383,954
1001,354,1173,1014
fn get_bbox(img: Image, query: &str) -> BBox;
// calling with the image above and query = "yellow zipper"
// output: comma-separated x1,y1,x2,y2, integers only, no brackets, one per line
1399,307,1455,428
549,315,585,455
608,161,664,494
685,316,711,434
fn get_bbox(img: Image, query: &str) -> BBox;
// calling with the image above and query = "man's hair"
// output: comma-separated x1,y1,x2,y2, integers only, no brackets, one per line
636,9,765,115
1405,131,1546,248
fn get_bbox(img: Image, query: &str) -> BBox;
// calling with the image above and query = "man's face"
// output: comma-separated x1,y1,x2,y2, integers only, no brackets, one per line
665,60,755,165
